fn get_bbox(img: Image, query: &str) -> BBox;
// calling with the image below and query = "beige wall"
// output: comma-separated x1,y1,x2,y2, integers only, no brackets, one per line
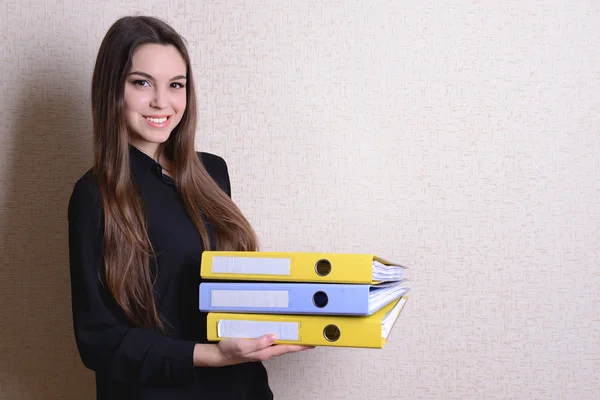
1,1,599,399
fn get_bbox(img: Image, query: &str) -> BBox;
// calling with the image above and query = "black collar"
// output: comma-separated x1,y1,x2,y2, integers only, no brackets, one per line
129,145,174,186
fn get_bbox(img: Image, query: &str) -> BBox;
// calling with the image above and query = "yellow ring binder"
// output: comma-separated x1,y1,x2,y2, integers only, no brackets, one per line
201,251,409,284
207,296,408,348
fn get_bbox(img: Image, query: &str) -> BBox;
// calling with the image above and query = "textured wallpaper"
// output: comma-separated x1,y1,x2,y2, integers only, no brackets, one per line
1,1,599,399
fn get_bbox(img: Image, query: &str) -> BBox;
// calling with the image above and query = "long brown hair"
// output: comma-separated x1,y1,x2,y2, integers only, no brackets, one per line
91,16,258,331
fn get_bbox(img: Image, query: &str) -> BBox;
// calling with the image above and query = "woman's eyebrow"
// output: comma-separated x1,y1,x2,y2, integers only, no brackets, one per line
128,71,187,81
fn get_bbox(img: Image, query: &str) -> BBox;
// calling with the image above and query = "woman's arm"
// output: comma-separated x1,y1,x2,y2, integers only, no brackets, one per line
68,173,200,385
68,173,313,384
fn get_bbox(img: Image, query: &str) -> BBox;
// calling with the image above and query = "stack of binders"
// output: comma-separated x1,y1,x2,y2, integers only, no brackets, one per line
199,252,410,349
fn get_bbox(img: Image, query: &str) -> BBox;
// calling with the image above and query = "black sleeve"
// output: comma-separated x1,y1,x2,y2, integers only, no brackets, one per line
67,172,199,385
199,152,231,198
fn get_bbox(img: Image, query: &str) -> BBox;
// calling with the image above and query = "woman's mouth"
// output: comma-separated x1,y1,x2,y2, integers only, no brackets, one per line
144,116,171,128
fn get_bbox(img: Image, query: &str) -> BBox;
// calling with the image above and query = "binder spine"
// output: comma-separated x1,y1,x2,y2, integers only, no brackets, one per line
199,283,371,314
201,251,379,283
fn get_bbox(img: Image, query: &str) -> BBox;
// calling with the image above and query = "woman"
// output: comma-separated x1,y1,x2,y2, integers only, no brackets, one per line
68,15,311,399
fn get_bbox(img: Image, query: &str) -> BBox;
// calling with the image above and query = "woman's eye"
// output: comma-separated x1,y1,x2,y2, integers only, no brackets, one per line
133,80,149,87
171,82,185,89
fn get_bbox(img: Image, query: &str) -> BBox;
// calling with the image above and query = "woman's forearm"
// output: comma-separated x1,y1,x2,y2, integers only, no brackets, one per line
193,343,224,367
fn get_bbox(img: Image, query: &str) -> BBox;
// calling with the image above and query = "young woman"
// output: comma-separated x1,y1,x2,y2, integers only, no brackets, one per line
68,15,312,399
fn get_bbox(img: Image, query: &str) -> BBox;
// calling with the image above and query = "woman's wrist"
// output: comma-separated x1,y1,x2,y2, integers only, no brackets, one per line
193,343,225,367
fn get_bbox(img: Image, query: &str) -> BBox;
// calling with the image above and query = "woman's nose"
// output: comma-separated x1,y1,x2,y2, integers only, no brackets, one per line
150,88,168,109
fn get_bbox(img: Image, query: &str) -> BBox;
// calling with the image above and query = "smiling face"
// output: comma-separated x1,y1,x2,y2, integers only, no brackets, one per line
123,43,187,157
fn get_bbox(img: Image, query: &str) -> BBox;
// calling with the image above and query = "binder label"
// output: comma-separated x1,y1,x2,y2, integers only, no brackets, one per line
211,256,291,275
217,320,299,341
211,290,289,308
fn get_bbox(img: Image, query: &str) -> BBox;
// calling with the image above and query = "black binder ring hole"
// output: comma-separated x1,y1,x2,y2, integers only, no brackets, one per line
315,259,332,276
312,291,329,308
323,324,341,342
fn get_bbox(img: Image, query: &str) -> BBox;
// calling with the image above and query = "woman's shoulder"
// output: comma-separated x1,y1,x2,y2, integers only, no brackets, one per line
197,151,231,197
68,168,101,214
197,151,227,170
71,168,98,193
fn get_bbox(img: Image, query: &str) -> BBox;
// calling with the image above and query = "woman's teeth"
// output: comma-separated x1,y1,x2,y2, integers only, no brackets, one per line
146,117,168,123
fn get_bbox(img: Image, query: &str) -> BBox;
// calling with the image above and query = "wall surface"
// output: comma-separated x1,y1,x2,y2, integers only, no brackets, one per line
1,1,599,399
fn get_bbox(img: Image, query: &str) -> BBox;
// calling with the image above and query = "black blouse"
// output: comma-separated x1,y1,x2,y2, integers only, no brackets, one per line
67,145,272,399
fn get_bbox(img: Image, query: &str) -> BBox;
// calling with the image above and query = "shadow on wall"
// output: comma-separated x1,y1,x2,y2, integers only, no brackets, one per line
0,67,96,399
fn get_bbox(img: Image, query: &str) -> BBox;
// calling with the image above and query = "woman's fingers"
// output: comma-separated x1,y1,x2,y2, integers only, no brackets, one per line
217,336,315,365
247,344,315,361
237,334,277,354
217,334,275,359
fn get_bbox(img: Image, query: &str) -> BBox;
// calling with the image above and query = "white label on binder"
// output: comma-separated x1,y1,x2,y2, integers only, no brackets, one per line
211,290,289,308
217,320,299,341
211,256,291,275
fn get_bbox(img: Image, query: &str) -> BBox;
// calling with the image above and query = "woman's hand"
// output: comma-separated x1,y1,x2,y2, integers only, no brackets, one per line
217,334,314,366
194,335,314,367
